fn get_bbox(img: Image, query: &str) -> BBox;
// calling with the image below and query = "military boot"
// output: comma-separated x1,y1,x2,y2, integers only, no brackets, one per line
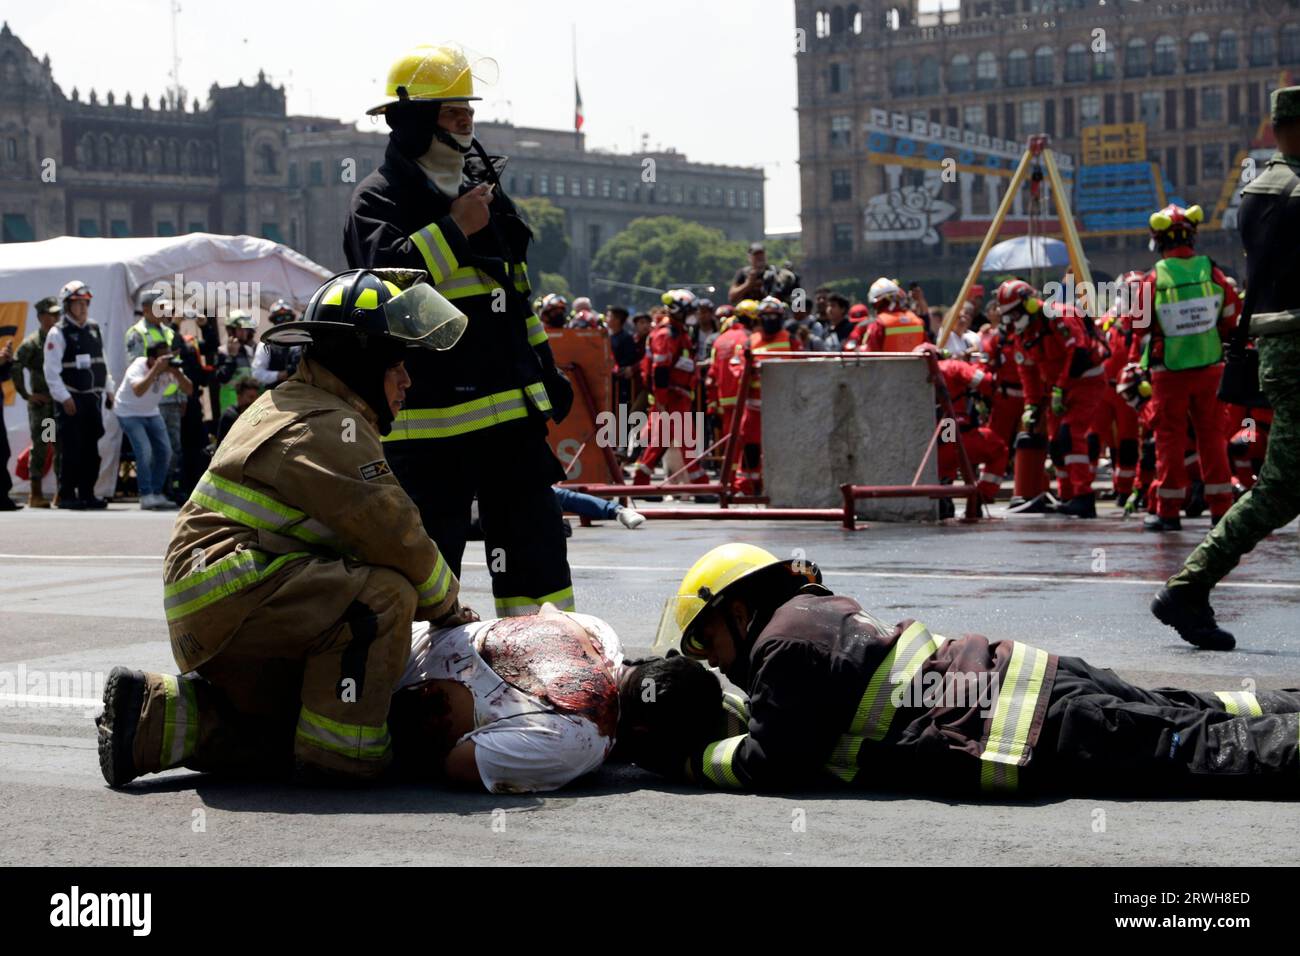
1151,586,1236,651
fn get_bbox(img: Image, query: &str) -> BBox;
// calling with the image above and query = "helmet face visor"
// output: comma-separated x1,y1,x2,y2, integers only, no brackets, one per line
651,593,708,658
383,284,468,350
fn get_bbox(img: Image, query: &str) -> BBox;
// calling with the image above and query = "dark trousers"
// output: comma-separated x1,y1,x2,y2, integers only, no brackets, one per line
0,411,11,498
1031,656,1300,796
55,393,104,503
387,415,573,618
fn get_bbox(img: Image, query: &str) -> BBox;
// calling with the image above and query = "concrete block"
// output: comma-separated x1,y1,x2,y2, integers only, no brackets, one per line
761,355,939,521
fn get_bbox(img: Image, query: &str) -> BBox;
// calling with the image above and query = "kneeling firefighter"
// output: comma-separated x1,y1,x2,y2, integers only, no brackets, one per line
96,269,476,787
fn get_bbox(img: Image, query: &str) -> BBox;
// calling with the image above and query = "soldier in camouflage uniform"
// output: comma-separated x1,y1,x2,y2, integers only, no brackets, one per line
1153,86,1300,650
12,296,62,508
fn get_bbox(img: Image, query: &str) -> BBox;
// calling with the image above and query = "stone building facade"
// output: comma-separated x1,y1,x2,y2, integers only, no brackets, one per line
795,0,1296,288
1,22,765,294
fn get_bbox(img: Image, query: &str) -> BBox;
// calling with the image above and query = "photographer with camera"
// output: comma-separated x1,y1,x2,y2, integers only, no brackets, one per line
114,341,193,511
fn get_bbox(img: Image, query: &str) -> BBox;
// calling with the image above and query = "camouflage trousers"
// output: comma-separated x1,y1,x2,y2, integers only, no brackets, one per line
27,400,60,483
1171,332,1300,591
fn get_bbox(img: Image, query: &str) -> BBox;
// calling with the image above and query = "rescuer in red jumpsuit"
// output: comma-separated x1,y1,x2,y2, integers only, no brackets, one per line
1087,271,1144,508
997,278,1108,519
633,290,707,490
733,296,799,495
922,348,1008,504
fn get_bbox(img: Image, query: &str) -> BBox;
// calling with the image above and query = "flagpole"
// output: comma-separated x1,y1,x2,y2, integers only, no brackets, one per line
572,22,579,151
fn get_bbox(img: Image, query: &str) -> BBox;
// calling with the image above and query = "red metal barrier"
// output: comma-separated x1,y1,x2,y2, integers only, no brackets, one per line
561,350,988,527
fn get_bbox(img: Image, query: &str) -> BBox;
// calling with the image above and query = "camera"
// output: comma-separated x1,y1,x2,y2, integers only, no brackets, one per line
168,356,184,368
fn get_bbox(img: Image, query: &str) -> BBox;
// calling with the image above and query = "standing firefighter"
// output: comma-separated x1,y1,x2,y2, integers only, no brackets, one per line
95,270,475,786
998,278,1108,518
344,43,575,618
1152,87,1300,651
628,544,1300,796
1127,203,1240,532
633,290,707,488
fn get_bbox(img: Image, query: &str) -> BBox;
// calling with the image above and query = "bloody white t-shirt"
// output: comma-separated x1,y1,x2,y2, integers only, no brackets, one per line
399,612,624,794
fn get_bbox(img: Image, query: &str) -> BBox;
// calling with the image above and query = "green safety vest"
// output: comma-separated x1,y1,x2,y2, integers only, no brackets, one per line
1149,256,1223,371
127,320,179,397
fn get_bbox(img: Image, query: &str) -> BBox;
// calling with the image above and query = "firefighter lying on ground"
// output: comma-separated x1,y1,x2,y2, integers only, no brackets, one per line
624,543,1300,796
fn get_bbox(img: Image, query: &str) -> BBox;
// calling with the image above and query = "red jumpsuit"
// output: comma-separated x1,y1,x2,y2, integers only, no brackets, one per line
1224,402,1273,491
707,325,750,446
1019,302,1109,502
934,359,1007,503
1087,312,1140,497
1130,248,1240,520
733,329,798,494
981,326,1025,451
634,319,706,484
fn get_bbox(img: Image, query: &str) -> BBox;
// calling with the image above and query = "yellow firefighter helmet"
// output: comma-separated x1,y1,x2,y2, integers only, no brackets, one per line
367,44,497,115
651,543,820,657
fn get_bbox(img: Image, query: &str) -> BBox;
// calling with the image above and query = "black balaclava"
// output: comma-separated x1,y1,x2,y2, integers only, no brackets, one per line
385,101,445,159
306,333,408,436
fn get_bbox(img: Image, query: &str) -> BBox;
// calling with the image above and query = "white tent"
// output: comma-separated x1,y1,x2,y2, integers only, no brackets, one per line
1,234,331,498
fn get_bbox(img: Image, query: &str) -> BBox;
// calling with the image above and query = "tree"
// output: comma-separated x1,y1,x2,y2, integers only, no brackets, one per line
590,216,748,308
516,197,570,275
535,271,572,300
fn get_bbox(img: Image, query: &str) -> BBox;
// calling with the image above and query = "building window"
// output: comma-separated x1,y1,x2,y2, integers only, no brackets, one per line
1202,143,1225,183
918,56,940,95
2,213,35,242
1080,94,1102,127
1124,38,1148,78
156,221,176,237
110,219,129,238
555,174,565,195
829,62,844,94
77,218,99,237
1006,49,1028,87
1033,46,1054,85
257,143,278,175
833,223,853,254
600,177,611,198
964,103,985,133
1020,99,1042,131
288,163,299,187
539,173,549,195
831,169,852,201
891,60,915,96
1185,146,1198,185
571,177,581,196
976,51,998,89
187,221,204,234
739,190,748,208
671,186,683,204
949,54,972,92
1066,43,1088,82
523,173,534,195
616,179,627,200
753,190,762,209
1202,86,1224,124
1093,48,1116,80
1187,32,1210,72
4,138,16,161
588,223,602,258
1154,35,1178,75
308,160,323,185
727,189,736,207
1282,24,1300,64
1250,27,1274,66
1217,30,1238,70
1140,90,1163,126
586,177,596,196
830,115,852,148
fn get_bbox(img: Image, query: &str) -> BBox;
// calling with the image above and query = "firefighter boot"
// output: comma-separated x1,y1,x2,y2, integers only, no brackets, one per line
96,666,147,787
1057,492,1097,518
1007,491,1057,514
1185,480,1207,518
1151,586,1236,651
1144,513,1183,532
28,489,50,509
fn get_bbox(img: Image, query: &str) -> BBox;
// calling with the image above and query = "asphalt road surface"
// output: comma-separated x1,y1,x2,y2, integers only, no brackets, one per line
2,502,1297,866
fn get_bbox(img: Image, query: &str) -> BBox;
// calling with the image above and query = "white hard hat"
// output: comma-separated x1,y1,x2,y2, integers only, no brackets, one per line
868,277,902,305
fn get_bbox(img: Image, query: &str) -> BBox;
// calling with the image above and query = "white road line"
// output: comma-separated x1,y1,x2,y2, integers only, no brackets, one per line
464,561,1300,591
2,555,1293,591
0,732,97,750
0,694,102,708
